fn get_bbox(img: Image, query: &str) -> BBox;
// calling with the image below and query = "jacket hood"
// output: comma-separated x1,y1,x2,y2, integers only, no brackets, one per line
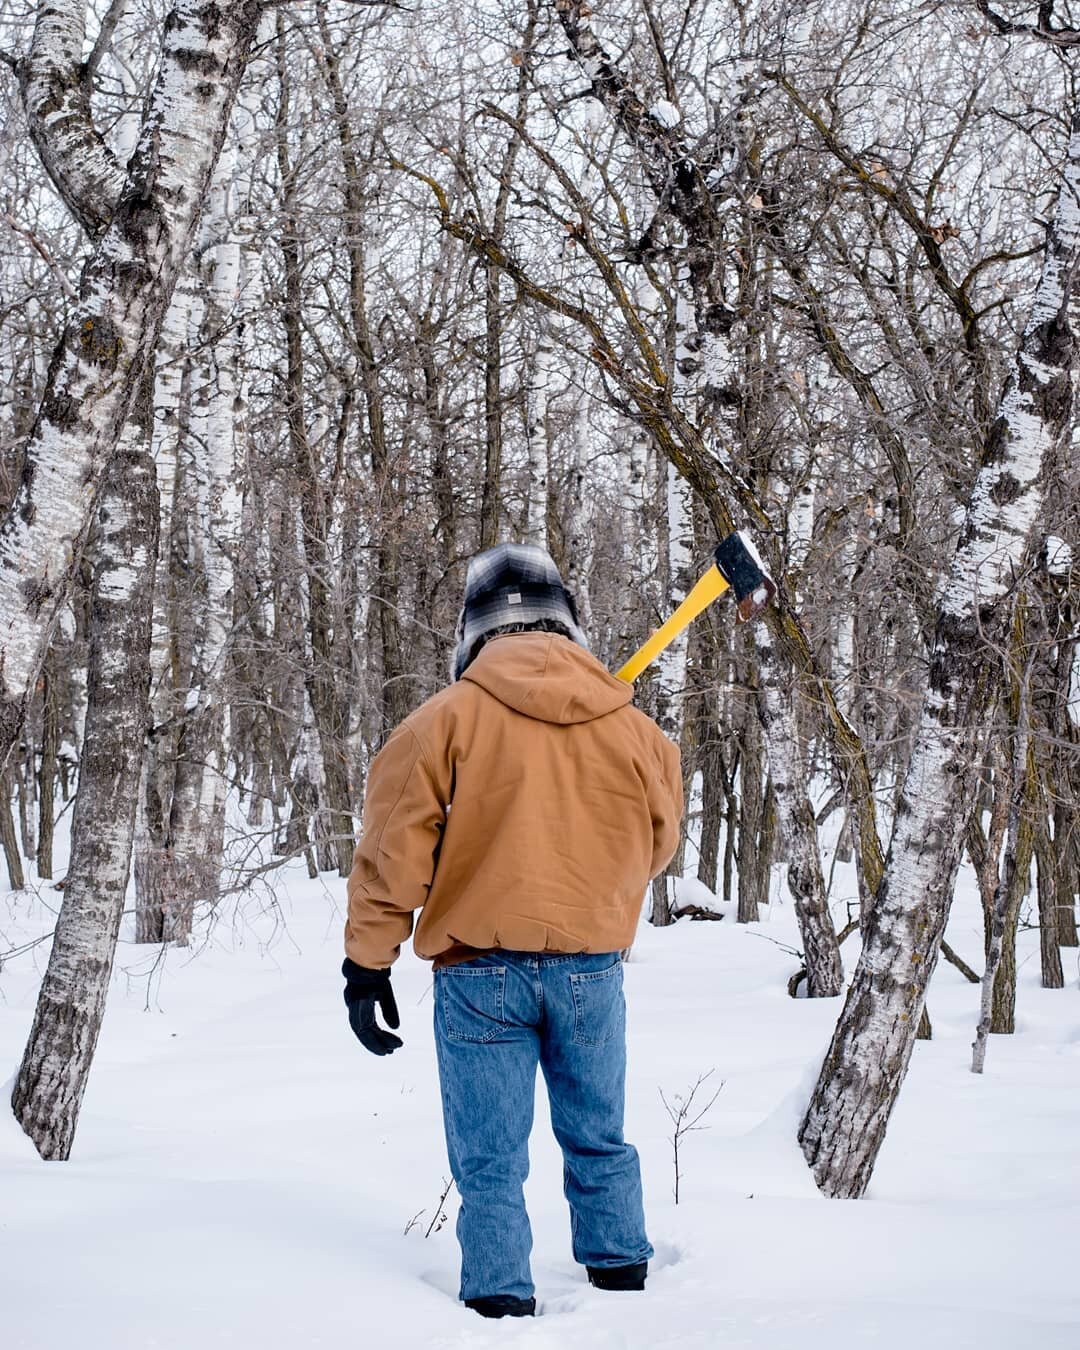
462,632,633,725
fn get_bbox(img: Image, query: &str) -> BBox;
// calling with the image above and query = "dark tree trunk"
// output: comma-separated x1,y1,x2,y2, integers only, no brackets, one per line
1034,809,1065,989
36,649,59,880
1053,799,1079,946
1,766,24,890
736,696,764,923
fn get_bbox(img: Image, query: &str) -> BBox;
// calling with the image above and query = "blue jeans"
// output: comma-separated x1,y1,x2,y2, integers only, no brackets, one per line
433,950,652,1302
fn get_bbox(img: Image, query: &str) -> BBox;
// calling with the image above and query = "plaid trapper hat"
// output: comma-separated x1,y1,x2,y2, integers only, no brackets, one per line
451,543,588,681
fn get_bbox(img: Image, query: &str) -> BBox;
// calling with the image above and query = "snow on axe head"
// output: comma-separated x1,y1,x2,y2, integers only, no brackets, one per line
714,531,777,624
614,530,776,684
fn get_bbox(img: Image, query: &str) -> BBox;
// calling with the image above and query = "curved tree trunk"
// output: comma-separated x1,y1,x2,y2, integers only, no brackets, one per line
799,108,1080,1198
0,0,264,772
11,424,158,1161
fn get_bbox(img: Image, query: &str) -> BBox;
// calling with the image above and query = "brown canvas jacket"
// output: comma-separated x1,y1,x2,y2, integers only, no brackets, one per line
345,632,683,969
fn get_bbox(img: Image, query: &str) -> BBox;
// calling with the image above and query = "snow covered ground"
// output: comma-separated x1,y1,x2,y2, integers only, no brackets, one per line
1,844,1078,1350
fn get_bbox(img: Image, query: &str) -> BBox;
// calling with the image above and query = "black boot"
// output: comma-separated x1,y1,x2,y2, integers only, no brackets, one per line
464,1295,537,1319
587,1261,648,1291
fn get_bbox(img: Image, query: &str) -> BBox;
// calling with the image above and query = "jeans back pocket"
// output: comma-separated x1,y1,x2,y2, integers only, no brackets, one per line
438,966,508,1043
570,960,624,1047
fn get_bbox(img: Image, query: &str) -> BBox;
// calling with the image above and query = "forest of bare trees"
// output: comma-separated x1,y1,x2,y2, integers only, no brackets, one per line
0,0,1076,1204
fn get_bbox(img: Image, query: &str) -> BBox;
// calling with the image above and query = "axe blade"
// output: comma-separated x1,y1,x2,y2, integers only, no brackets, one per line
714,531,777,623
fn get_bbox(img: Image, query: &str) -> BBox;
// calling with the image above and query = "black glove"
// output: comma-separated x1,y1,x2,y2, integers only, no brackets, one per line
342,958,403,1056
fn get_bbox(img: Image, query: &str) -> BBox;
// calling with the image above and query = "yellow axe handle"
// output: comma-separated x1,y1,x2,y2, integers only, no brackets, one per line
615,564,730,684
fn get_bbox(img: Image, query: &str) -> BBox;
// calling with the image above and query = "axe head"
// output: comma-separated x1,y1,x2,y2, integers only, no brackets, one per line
714,531,777,623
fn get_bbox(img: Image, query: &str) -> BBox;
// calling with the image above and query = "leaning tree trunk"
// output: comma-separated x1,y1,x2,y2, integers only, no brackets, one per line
11,426,158,1161
0,0,263,772
799,108,1080,1198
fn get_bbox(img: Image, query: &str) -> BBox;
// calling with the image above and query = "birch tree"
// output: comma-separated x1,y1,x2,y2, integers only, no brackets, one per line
0,0,263,770
3,0,261,1156
11,416,158,1160
800,93,1080,1197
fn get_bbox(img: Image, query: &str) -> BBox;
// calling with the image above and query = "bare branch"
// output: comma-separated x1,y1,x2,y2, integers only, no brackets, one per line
976,0,1080,45
0,213,79,300
85,0,130,84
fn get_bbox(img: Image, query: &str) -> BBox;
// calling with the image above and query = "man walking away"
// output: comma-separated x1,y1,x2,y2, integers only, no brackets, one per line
342,543,683,1318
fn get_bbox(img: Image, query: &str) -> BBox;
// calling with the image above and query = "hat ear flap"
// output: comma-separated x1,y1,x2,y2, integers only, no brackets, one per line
448,606,468,682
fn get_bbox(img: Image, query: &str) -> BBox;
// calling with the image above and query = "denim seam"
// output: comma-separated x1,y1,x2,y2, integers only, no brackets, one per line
441,966,507,1043
570,962,622,1048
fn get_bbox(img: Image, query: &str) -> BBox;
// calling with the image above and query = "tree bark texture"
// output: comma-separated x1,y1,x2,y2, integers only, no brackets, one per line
11,429,158,1161
1034,809,1065,989
735,681,767,924
755,621,844,996
1,765,25,890
974,663,1034,1071
36,648,59,879
0,0,263,773
275,40,354,873
17,2,127,239
799,110,1080,1197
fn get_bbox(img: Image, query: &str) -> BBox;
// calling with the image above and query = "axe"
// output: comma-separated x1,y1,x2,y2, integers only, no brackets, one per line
615,531,777,685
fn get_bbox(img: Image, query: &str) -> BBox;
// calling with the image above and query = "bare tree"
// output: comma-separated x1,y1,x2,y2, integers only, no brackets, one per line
800,97,1080,1198
0,0,263,769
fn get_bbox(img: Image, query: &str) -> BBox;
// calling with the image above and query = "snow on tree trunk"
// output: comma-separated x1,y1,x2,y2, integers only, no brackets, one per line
11,422,158,1161
0,0,263,773
799,109,1080,1199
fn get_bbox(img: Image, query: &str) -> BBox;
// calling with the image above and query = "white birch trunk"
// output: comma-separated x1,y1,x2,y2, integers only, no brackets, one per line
834,529,857,716
18,1,127,238
11,422,158,1160
524,320,554,546
786,439,815,575
0,0,263,770
161,145,242,938
648,456,692,925
563,401,593,630
800,109,1080,1198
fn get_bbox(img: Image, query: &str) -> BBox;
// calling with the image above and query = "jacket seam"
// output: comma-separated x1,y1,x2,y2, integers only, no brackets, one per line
403,720,439,785
371,728,426,869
